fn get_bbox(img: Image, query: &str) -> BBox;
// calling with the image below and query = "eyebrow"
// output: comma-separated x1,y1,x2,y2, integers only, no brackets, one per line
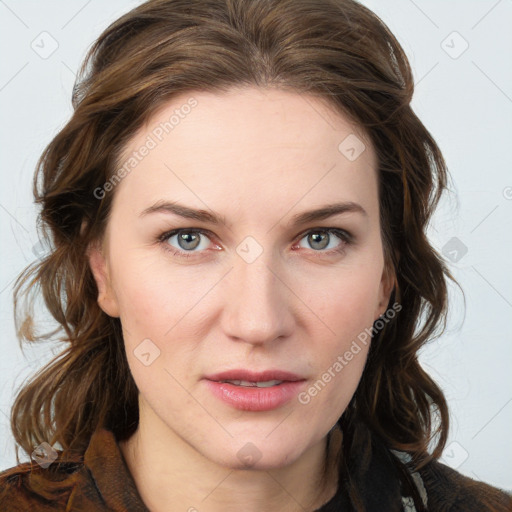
139,200,367,226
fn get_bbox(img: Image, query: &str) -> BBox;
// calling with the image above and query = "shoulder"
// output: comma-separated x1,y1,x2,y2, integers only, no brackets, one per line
0,460,97,511
0,429,144,511
417,458,512,511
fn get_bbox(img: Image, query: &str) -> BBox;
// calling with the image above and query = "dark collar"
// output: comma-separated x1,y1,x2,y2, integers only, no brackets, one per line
84,429,149,511
315,424,406,511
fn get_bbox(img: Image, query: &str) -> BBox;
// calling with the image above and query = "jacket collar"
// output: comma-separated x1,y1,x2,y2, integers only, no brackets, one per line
84,428,149,511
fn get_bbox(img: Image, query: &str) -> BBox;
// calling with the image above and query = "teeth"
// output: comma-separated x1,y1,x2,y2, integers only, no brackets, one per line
221,379,283,388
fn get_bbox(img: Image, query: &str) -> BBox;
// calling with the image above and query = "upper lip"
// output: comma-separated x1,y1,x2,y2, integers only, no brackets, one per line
204,369,305,382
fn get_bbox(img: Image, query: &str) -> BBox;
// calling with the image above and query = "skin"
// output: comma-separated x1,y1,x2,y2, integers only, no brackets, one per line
88,86,394,512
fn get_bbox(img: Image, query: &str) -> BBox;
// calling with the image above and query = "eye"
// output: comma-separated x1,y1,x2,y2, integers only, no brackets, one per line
294,228,352,255
158,229,215,259
157,227,353,259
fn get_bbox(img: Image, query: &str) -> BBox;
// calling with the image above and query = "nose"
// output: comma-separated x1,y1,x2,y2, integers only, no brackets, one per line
221,248,294,346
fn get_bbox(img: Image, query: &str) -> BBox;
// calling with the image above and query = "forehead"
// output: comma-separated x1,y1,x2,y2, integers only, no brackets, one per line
111,87,378,221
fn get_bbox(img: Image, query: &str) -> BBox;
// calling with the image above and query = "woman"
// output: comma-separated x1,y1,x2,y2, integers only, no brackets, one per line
1,0,510,510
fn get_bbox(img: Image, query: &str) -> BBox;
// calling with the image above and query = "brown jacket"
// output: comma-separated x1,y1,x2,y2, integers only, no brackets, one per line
0,427,511,511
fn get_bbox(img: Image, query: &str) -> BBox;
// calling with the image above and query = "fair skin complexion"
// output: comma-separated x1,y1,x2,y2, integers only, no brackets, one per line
88,86,394,512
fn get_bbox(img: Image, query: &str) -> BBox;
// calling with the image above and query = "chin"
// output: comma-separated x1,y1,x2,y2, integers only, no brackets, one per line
204,435,308,471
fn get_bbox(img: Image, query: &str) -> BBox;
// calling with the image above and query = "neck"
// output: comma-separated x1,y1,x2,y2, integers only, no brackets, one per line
119,403,342,512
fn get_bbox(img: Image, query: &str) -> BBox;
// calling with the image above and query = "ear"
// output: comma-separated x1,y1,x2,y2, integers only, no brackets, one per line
86,239,120,318
375,262,396,321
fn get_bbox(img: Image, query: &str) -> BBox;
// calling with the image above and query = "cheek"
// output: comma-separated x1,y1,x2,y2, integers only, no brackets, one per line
298,339,369,431
303,264,384,338
109,252,208,373
108,247,179,329
116,284,170,340
298,265,382,410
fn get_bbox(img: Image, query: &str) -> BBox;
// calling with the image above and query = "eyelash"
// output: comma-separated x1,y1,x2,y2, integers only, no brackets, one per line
157,227,353,260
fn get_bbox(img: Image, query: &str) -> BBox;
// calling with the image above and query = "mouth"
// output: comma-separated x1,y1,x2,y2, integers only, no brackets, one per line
203,369,307,411
204,369,305,384
215,379,285,388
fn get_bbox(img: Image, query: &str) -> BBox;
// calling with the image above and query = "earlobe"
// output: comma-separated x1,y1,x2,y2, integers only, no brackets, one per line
86,240,120,318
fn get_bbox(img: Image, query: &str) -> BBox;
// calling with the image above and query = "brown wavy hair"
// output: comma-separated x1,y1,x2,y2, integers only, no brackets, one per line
10,0,461,507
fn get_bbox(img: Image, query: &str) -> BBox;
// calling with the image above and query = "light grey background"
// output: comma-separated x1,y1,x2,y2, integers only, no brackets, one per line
1,0,511,491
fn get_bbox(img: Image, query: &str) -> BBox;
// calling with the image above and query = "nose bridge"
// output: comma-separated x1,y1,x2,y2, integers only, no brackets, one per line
223,239,290,343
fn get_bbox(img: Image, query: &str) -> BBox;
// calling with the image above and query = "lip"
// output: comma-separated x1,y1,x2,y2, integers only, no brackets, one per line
204,369,304,382
203,369,307,411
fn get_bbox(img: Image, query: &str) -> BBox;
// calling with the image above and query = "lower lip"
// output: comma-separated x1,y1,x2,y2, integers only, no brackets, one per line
204,380,306,411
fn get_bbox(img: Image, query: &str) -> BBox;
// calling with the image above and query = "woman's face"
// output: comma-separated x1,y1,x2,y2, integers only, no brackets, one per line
89,86,393,469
